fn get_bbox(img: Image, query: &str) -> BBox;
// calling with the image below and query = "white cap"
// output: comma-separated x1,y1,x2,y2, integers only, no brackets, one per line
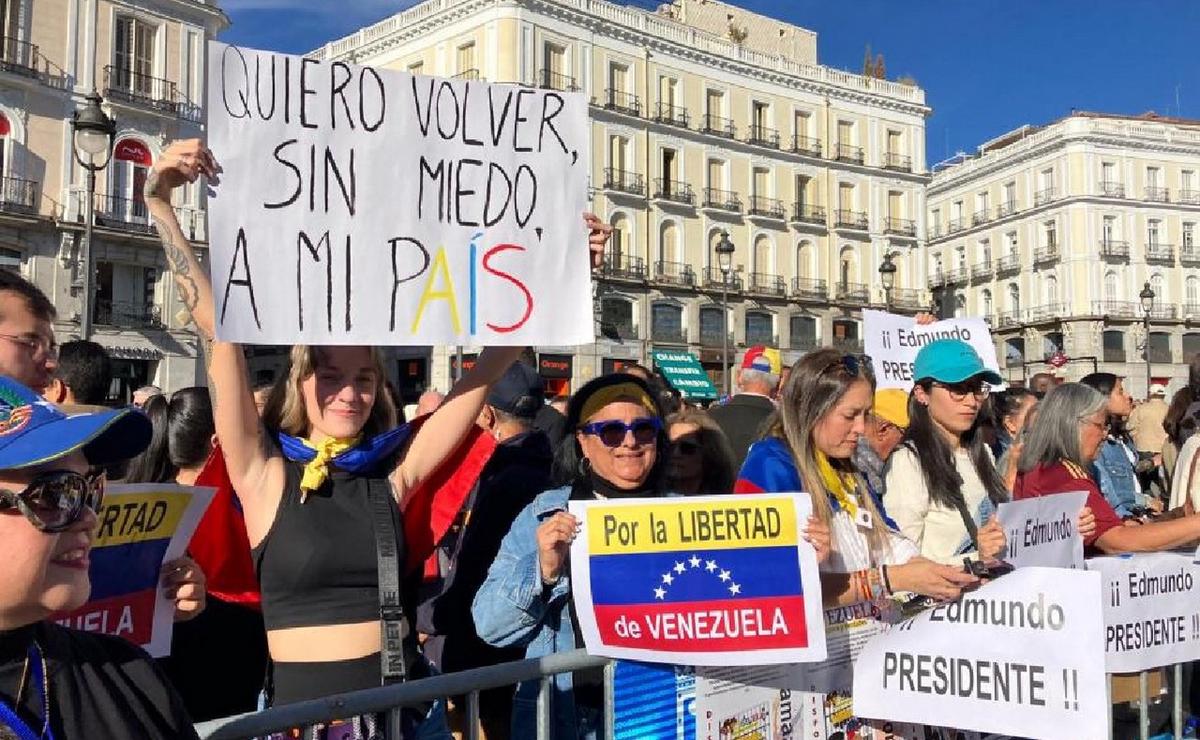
1150,383,1167,397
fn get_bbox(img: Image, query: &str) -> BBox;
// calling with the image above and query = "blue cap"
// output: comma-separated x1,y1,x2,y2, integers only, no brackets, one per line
486,362,545,419
0,376,152,469
912,339,1003,386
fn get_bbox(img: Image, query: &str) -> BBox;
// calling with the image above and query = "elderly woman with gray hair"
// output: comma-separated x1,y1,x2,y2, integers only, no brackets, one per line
1015,382,1200,553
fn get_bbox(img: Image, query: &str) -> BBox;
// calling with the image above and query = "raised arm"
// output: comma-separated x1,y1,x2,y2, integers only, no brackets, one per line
144,140,281,532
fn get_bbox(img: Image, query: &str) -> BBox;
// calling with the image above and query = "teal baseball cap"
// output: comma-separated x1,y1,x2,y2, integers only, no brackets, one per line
912,339,1002,385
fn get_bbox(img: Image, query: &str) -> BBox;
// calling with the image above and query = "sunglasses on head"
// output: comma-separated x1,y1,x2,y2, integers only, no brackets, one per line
580,417,663,448
0,470,105,533
827,353,874,381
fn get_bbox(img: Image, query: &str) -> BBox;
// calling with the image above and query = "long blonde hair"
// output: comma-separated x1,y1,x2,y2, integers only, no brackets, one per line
261,344,397,438
769,348,889,552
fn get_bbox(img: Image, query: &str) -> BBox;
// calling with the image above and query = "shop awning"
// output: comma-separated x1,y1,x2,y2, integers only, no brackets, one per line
651,350,718,400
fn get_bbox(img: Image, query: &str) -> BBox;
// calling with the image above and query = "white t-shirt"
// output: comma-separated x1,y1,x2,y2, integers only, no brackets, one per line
825,507,918,574
883,445,992,565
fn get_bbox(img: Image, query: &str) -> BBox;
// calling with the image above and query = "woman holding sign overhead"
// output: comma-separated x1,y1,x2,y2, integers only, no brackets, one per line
144,140,610,735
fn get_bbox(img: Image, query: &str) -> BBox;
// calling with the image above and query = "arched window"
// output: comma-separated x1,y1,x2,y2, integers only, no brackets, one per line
752,234,771,275
981,289,993,317
796,241,814,279
610,213,632,265
699,305,726,346
0,113,9,177
659,221,679,265
954,292,966,318
1044,331,1064,359
600,296,634,340
1044,275,1058,305
1008,283,1021,313
1187,276,1199,308
1004,337,1025,368
651,302,684,343
1104,271,1119,303
839,246,857,287
111,138,153,223
1151,273,1167,303
745,310,773,346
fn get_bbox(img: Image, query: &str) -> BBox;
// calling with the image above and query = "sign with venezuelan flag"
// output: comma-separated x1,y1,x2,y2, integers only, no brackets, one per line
569,493,825,666
52,484,214,657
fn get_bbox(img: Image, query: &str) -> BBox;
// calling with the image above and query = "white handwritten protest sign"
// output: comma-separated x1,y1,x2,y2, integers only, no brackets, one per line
206,43,592,346
852,568,1107,739
997,492,1086,569
862,310,1003,391
1086,551,1200,673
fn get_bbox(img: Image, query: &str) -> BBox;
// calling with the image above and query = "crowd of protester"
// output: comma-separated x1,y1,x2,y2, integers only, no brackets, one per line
4,139,1200,739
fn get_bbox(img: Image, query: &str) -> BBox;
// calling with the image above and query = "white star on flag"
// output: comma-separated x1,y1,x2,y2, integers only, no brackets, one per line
662,573,674,585
729,583,741,595
719,569,731,582
689,555,702,568
654,586,666,600
705,560,718,572
674,561,686,574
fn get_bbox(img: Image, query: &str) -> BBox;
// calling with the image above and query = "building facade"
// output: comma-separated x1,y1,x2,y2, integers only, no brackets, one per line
0,0,225,401
926,112,1200,396
313,0,931,397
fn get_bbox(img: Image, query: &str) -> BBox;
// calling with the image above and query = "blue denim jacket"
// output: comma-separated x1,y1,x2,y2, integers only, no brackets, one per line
1092,436,1141,518
472,485,581,740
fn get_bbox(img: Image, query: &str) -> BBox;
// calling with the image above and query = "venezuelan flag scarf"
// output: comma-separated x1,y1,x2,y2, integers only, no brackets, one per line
277,424,413,502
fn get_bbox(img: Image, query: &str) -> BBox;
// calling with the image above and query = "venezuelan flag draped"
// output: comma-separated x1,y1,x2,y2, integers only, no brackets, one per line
569,493,826,666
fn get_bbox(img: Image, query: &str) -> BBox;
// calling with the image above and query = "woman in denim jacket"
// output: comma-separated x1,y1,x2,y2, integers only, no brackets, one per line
1081,373,1145,517
473,374,671,740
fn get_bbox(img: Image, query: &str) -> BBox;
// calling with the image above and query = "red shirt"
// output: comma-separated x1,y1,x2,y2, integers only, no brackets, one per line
1012,459,1122,547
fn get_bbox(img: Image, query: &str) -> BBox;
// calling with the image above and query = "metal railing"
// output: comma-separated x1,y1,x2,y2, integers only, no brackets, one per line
702,187,742,212
791,277,827,301
996,200,1017,218
972,208,991,226
1033,244,1060,264
1026,303,1064,322
834,209,868,230
602,168,645,196
93,299,163,330
996,310,1022,328
883,152,912,172
746,124,780,148
747,195,785,219
791,202,826,225
944,268,968,284
1185,303,1200,318
0,176,38,214
1144,186,1170,203
885,217,916,237
701,113,736,139
652,178,694,205
971,262,993,280
603,88,641,116
947,218,965,233
831,337,864,353
0,35,43,79
94,193,155,234
996,253,1021,274
834,143,864,164
1095,300,1140,319
104,65,198,120
653,260,695,287
791,135,822,157
928,223,942,239
702,267,740,291
654,102,689,128
536,68,578,92
651,326,687,344
1179,189,1200,205
788,335,819,351
1145,243,1175,263
890,288,926,310
834,282,869,304
600,251,646,281
746,272,785,296
1099,181,1125,198
1034,186,1056,206
1181,246,1200,266
699,330,735,347
1100,239,1130,259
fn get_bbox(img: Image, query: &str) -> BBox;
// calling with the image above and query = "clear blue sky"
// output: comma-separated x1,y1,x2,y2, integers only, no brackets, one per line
220,0,1200,165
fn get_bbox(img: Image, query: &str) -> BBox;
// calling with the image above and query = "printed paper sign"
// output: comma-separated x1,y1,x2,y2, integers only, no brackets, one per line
206,42,592,346
1087,551,1200,672
52,484,214,657
568,493,826,666
997,492,1086,569
852,567,1107,739
862,310,1003,391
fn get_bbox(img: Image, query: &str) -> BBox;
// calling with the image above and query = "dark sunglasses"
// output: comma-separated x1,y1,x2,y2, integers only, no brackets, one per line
0,470,105,533
671,439,701,455
580,418,663,448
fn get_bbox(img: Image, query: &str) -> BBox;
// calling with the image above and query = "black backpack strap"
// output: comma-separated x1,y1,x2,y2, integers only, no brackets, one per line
367,478,408,685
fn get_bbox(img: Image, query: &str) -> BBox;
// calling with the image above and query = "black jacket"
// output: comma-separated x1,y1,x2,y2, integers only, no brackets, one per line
418,429,553,672
708,394,777,469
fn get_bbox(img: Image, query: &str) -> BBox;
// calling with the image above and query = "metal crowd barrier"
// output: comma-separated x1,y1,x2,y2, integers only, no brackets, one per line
1114,663,1192,740
194,649,612,740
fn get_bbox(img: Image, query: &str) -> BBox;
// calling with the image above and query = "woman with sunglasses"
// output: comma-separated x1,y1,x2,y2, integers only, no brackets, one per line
0,376,202,739
737,349,976,607
665,407,736,495
883,339,1010,565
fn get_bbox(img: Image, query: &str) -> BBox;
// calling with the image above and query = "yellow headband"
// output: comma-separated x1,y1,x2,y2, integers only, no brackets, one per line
580,382,657,423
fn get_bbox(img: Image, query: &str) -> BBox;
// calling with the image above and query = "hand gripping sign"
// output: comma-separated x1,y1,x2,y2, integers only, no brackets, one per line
206,42,593,346
568,493,826,666
852,567,1107,740
996,491,1086,569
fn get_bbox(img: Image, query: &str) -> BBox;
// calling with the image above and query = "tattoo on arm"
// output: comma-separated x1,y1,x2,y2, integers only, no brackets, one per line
146,171,207,338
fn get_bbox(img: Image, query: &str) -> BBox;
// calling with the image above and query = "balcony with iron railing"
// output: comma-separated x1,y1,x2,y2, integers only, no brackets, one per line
1144,186,1170,203
972,209,991,226
885,217,916,237
834,209,868,231
944,268,969,285
702,267,741,291
536,68,578,91
1099,181,1125,198
0,176,38,215
834,143,864,165
451,69,482,81
602,168,645,196
830,337,864,353
1033,187,1056,206
600,251,646,281
1145,242,1175,264
1148,304,1178,321
995,253,1021,274
1182,246,1200,266
834,282,869,304
1026,304,1064,322
788,335,819,351
747,124,780,149
1099,239,1130,259
996,310,1022,328
791,203,826,226
748,196,785,220
1185,303,1200,319
652,178,694,206
883,152,912,172
651,325,688,344
600,320,637,341
1094,300,1139,319
890,288,926,311
603,89,641,117
60,188,207,242
746,272,785,296
995,201,1017,219
745,332,779,348
93,300,163,330
0,36,58,83
1033,244,1060,264
103,66,197,120
653,260,695,287
699,330,735,348
971,262,993,280
930,271,946,288
702,188,742,213
928,223,942,239
791,277,827,301
654,102,690,129
947,218,965,234
791,135,822,158
1180,189,1200,205
701,113,736,139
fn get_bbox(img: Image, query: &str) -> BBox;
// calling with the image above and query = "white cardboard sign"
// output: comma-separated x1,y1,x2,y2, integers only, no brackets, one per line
862,310,1003,391
206,42,593,346
997,492,1086,570
852,567,1107,740
1086,551,1200,673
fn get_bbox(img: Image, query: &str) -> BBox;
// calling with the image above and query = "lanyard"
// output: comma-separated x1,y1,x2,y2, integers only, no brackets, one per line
0,643,53,740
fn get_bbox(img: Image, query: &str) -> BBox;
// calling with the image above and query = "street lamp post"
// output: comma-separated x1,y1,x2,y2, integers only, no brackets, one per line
1140,281,1155,399
716,231,735,397
879,252,897,313
70,91,116,341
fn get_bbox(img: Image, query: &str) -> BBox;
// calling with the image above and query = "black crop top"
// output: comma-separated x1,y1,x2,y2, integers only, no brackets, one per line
252,462,404,631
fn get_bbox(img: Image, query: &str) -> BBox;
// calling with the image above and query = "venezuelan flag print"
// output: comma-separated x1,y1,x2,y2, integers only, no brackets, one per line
570,493,827,666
